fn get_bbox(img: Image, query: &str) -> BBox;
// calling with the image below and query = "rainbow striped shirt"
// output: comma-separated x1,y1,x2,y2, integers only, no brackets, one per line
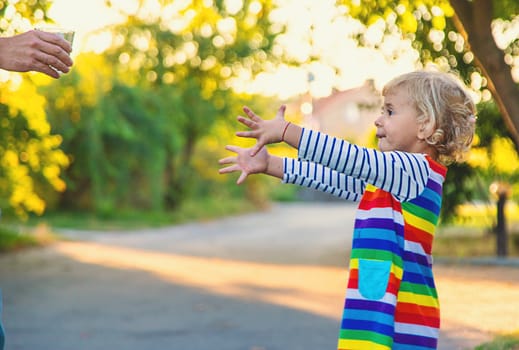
283,129,447,350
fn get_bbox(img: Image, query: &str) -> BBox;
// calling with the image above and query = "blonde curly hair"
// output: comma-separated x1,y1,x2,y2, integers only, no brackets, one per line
382,70,476,165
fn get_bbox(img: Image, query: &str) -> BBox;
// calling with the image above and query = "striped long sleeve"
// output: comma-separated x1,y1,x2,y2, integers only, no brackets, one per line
298,128,430,202
282,158,365,202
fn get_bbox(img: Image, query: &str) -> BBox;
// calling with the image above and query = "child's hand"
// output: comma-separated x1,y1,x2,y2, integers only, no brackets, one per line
218,145,269,184
236,105,287,156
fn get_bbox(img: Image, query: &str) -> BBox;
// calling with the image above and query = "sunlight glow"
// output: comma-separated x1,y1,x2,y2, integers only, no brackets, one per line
47,0,417,97
47,0,124,56
47,0,517,99
55,241,346,320
54,241,519,335
224,0,244,15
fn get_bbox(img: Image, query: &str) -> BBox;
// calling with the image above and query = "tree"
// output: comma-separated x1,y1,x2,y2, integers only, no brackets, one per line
98,0,283,210
43,53,174,214
0,0,53,36
42,0,284,214
312,0,516,223
337,0,519,149
450,0,519,150
466,100,519,256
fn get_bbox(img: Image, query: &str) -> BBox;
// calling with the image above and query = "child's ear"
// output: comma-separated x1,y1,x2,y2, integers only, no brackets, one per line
417,117,435,140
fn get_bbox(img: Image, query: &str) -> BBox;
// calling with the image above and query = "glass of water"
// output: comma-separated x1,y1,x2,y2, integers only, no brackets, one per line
35,27,75,74
36,27,75,46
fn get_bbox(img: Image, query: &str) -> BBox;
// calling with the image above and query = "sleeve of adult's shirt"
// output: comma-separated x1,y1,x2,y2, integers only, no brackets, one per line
297,128,430,201
282,157,365,202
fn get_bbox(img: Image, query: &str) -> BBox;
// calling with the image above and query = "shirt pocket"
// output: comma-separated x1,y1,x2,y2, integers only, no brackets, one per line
358,259,391,300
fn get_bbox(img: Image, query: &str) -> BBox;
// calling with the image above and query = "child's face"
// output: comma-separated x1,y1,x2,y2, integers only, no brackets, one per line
375,87,428,154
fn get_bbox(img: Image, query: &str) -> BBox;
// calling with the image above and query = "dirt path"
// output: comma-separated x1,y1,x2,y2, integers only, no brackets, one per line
0,203,518,350
435,264,519,347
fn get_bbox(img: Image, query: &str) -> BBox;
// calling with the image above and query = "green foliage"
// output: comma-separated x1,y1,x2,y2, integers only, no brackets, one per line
469,101,519,199
29,195,257,231
434,231,519,258
102,0,280,87
493,0,519,21
99,1,283,211
0,225,40,252
475,331,519,350
441,162,476,223
0,0,53,34
441,99,519,222
38,1,283,216
44,64,177,213
338,1,482,85
0,82,68,218
476,101,512,146
5,0,515,225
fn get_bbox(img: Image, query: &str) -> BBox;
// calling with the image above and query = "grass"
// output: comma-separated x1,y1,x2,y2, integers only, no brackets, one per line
0,224,56,252
434,200,519,258
451,201,519,231
0,196,258,250
10,196,258,231
6,203,518,261
3,199,519,257
433,230,519,258
475,332,519,350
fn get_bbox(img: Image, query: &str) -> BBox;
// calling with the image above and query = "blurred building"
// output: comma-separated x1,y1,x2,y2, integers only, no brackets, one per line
288,79,381,144
288,80,382,201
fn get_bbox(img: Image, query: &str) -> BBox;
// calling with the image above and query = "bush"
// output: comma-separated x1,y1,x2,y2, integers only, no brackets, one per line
0,226,41,252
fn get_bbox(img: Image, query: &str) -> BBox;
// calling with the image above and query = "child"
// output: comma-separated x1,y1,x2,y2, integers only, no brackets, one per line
219,70,476,349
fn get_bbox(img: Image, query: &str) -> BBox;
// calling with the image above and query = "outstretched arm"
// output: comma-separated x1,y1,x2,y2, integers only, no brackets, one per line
219,144,365,201
298,129,432,201
218,145,283,184
283,158,365,202
236,105,304,156
0,30,73,78
233,107,431,201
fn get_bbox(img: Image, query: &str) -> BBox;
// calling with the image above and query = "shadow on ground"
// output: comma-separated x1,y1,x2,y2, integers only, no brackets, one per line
1,246,340,350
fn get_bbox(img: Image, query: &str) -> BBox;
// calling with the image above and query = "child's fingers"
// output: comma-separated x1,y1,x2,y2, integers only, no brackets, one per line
218,164,239,174
249,143,264,157
275,104,286,118
224,145,241,153
236,130,258,139
237,172,248,185
237,116,256,128
218,155,236,165
242,106,261,122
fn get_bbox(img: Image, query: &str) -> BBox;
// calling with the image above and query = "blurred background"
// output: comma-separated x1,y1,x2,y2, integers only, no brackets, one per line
0,0,519,259
1,2,519,349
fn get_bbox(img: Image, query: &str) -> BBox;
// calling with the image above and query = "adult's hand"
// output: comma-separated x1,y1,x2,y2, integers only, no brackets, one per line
0,30,73,79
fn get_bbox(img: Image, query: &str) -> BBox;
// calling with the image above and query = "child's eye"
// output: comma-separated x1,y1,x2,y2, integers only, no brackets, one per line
381,106,394,116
